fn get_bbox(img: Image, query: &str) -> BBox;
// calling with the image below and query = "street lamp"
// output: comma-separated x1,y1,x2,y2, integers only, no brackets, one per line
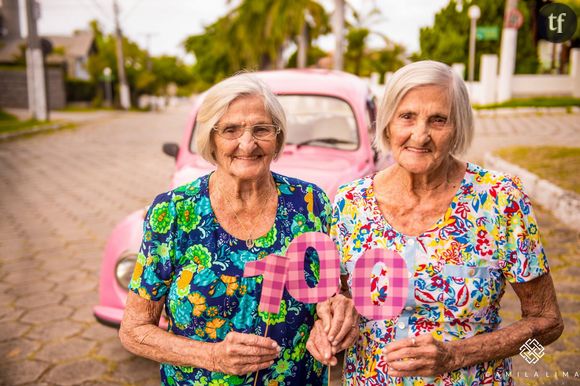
103,67,113,108
468,5,481,83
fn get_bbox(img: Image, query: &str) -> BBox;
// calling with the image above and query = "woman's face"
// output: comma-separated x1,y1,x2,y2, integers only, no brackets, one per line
387,85,455,175
212,95,278,181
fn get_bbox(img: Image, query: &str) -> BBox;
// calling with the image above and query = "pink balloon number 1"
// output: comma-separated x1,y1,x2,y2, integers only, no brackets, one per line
243,232,340,314
243,232,409,320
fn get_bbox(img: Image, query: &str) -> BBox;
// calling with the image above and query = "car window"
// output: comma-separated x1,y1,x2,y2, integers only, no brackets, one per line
188,95,359,153
278,95,359,151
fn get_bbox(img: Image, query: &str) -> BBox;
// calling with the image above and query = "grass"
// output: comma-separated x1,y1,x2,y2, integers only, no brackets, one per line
0,108,72,135
474,96,580,110
0,109,18,121
495,146,580,194
56,105,115,113
0,119,44,134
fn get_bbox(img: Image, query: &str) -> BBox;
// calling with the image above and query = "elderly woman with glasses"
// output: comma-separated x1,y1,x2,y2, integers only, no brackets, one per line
119,73,356,386
307,61,563,385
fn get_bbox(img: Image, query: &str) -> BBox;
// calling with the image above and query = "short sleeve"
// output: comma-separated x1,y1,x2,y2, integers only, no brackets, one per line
330,191,348,276
501,176,549,283
128,192,176,301
312,187,333,233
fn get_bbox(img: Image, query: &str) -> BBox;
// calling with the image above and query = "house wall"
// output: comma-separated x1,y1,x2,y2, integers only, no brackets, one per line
512,75,572,98
0,66,66,109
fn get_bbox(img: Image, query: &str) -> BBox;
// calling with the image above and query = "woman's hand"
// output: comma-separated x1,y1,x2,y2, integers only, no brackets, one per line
210,331,280,375
316,294,359,352
306,319,337,366
384,334,458,377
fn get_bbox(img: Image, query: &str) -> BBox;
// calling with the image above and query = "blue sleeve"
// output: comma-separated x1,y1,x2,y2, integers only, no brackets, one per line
128,192,176,301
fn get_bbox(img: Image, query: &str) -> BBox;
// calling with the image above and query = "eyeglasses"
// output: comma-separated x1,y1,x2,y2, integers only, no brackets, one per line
212,124,280,140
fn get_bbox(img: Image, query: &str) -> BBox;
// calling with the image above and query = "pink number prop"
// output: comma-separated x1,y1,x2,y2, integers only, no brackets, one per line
286,232,340,303
244,233,409,320
243,254,289,314
351,249,408,320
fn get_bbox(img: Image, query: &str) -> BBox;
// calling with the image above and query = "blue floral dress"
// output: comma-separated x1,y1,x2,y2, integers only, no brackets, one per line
331,163,549,385
129,172,332,386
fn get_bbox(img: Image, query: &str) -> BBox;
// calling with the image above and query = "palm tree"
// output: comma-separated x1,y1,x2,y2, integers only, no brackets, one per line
184,0,331,88
230,0,328,69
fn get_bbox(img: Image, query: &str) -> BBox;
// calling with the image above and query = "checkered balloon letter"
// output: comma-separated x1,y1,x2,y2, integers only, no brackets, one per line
285,232,340,303
351,249,408,320
243,254,290,314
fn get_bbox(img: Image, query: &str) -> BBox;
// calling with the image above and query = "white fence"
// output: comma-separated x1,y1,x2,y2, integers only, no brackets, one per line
365,48,580,105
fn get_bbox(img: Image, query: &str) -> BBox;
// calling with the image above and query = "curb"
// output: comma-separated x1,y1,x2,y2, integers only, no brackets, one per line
474,106,580,117
0,122,71,141
484,152,580,231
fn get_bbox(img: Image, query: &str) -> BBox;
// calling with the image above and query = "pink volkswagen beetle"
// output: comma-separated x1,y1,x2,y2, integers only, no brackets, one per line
94,69,391,327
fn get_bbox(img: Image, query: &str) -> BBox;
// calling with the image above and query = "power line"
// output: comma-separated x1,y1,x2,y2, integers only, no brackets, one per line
121,0,143,22
84,0,112,21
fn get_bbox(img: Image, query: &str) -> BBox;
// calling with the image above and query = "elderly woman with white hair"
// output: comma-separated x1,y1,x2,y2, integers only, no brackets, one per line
307,60,563,385
119,73,356,385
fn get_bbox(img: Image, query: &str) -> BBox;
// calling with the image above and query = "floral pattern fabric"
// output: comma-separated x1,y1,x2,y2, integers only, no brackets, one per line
330,162,549,386
129,172,332,386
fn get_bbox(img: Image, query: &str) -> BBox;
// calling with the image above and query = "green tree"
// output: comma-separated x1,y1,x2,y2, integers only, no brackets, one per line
286,45,328,67
342,1,405,78
345,27,370,75
86,20,193,104
416,0,539,77
183,0,329,90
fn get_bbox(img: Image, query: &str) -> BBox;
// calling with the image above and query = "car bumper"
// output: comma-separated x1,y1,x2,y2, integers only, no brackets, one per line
93,305,124,328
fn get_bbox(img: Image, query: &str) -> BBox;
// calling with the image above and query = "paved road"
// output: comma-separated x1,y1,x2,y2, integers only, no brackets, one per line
0,108,578,385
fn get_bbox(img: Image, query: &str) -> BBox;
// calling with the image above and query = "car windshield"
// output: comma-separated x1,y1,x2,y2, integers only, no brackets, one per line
278,95,359,150
189,94,359,153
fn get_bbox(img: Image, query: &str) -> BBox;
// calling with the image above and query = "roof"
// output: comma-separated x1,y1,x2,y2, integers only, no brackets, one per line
0,30,94,63
254,69,374,111
256,69,371,99
44,30,95,58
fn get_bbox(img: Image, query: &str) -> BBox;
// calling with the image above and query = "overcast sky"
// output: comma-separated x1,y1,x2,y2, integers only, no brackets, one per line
29,0,449,60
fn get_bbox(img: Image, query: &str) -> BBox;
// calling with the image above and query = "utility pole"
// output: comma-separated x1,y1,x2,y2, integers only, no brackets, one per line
25,0,48,121
497,0,521,102
113,0,131,109
468,5,481,82
297,22,308,69
142,32,157,72
333,0,345,71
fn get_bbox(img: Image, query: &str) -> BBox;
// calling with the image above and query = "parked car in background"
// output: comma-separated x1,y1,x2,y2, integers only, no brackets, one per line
93,69,391,327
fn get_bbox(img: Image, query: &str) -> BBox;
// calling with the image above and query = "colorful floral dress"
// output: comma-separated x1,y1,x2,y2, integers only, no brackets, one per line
129,172,332,386
330,162,549,385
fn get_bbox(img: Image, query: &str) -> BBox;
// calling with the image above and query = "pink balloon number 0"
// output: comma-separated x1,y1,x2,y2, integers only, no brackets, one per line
243,231,408,320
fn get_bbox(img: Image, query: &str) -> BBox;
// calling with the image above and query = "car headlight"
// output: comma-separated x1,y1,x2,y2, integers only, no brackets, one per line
115,253,137,290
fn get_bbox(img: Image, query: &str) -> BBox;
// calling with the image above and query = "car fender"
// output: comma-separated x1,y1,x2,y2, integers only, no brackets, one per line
95,209,146,312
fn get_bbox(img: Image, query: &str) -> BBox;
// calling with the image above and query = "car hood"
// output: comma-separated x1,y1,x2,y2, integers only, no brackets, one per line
171,151,366,200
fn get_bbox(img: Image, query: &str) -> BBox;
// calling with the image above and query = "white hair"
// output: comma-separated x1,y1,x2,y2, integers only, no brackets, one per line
375,60,474,155
195,72,287,164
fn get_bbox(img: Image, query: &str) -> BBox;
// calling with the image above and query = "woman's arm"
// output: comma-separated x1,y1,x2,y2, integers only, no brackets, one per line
385,273,564,377
307,274,359,365
119,292,280,375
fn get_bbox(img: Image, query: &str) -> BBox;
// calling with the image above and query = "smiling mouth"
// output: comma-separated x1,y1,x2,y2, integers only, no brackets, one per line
404,146,431,153
233,155,263,160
